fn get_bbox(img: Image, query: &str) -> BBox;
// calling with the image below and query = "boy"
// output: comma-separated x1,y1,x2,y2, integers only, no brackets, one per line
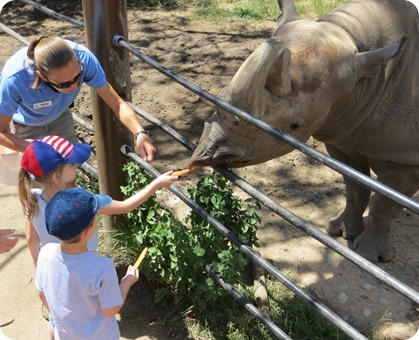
35,187,139,339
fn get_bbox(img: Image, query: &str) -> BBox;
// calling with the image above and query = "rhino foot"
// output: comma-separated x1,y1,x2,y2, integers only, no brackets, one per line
327,214,364,240
326,215,344,237
353,230,394,263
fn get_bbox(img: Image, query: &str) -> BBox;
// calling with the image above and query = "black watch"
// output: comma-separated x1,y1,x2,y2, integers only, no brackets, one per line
135,130,148,139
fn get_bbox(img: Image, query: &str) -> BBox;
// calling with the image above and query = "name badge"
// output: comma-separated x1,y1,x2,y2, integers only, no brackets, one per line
33,100,52,110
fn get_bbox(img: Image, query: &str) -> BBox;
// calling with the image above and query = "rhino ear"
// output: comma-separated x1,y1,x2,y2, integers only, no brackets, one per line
354,38,406,80
277,0,300,24
266,47,292,96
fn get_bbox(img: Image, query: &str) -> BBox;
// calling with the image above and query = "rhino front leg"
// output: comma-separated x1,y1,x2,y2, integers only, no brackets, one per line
328,174,371,239
324,145,370,239
352,193,395,263
353,165,419,263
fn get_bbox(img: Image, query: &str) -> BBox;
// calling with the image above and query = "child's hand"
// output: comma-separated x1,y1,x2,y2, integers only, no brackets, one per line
0,229,19,254
123,265,139,286
154,171,178,189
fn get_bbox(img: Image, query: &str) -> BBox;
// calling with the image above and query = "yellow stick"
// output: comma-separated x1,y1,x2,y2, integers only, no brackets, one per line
133,247,148,270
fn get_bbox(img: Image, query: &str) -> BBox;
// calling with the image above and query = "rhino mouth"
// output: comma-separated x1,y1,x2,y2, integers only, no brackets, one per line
189,144,247,168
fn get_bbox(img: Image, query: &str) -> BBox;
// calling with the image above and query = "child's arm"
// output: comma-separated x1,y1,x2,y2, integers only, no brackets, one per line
98,171,178,215
102,265,139,317
38,291,50,313
25,219,40,266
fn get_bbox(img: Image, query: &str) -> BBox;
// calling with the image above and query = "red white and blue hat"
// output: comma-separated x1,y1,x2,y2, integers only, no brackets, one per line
20,135,91,177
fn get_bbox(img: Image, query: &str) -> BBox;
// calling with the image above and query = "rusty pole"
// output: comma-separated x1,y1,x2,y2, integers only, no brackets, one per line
81,0,133,231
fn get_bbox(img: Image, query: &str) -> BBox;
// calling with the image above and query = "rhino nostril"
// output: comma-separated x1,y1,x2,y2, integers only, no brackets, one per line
290,123,300,130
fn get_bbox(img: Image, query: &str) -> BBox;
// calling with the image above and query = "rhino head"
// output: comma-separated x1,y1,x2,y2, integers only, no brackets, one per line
189,0,404,169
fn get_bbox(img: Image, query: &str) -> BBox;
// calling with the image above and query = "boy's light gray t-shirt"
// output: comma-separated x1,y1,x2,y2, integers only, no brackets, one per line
35,243,123,340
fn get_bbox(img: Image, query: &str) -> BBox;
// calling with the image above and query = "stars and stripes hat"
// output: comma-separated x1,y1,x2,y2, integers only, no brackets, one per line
45,187,112,241
20,135,91,178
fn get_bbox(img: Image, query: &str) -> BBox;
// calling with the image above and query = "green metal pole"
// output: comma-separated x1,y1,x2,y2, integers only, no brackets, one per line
81,0,133,231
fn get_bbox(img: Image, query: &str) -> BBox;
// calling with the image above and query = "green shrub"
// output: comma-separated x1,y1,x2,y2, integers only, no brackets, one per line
117,161,260,310
231,5,260,19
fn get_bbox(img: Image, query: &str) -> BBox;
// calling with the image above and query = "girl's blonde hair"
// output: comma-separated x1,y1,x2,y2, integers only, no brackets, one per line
27,36,77,89
18,164,66,220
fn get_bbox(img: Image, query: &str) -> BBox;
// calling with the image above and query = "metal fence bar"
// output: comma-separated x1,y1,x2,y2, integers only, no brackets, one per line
19,0,84,28
121,144,368,340
12,0,419,225
2,7,418,304
0,23,30,45
113,35,419,215
80,161,98,178
72,114,94,132
205,265,292,340
16,0,419,213
126,102,196,151
1,6,418,335
128,102,419,305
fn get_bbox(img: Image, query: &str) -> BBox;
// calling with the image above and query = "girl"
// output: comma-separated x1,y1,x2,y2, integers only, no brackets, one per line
18,135,177,266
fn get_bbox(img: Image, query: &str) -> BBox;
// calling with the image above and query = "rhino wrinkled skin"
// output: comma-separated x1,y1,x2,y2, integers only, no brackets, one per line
189,0,419,263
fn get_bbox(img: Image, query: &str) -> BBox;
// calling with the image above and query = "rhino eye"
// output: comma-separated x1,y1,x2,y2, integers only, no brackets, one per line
290,123,300,130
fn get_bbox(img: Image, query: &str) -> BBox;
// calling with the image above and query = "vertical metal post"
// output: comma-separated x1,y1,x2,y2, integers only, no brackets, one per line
81,0,133,230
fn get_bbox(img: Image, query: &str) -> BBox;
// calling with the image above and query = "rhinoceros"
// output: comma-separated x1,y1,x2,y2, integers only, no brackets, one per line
189,0,419,263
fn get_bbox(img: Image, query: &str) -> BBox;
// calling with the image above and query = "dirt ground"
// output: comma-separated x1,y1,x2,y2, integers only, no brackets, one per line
0,1,419,339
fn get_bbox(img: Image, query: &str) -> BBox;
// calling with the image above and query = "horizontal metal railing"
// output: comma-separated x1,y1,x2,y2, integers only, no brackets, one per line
113,35,419,216
121,144,368,340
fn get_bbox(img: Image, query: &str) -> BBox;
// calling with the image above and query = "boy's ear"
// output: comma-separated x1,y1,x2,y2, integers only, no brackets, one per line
81,226,91,239
82,220,95,238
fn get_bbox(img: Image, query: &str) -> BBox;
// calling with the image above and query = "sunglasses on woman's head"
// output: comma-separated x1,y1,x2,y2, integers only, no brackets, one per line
44,63,84,89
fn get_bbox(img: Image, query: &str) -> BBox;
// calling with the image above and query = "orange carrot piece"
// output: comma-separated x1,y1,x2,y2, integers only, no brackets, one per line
133,247,148,270
172,168,191,177
172,165,201,177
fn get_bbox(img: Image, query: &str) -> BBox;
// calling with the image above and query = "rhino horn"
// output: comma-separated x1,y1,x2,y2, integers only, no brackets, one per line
355,37,406,80
277,0,300,25
266,47,292,96
222,37,282,117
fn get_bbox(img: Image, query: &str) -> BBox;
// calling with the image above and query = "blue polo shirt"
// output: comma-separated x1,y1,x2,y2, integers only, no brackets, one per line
0,40,107,126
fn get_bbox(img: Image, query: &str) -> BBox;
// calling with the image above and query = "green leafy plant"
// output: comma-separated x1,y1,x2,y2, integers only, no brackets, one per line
186,172,260,277
231,5,260,19
117,161,260,310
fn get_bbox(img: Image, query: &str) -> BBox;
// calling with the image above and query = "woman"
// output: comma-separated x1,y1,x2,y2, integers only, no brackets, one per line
0,36,155,161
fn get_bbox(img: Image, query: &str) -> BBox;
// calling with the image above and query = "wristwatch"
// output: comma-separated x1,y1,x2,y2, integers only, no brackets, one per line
135,130,148,139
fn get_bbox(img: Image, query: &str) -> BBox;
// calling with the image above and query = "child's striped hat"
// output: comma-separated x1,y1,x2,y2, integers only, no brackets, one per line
20,135,91,177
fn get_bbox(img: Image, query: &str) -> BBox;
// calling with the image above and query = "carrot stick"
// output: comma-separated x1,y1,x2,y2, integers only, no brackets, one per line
172,168,191,177
133,247,148,270
172,165,201,177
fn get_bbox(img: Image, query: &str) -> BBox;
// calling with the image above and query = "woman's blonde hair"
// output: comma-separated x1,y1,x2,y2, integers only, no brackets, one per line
18,164,66,220
27,36,77,89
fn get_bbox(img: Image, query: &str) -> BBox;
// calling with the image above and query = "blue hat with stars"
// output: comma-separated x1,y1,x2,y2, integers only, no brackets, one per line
45,187,111,241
